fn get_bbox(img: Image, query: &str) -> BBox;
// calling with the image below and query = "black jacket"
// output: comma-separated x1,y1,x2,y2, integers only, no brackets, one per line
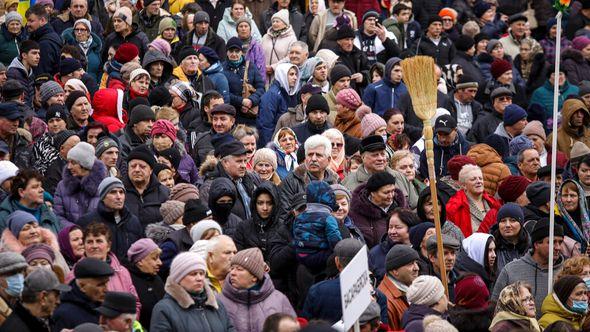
29,24,62,76
51,282,100,332
291,121,330,146
128,265,165,330
77,201,144,263
196,0,230,31
398,90,455,142
514,52,548,96
182,28,226,60
102,25,150,63
334,45,370,91
0,302,50,332
410,32,456,67
123,174,171,228
44,157,66,195
467,108,503,143
159,227,193,279
451,51,485,90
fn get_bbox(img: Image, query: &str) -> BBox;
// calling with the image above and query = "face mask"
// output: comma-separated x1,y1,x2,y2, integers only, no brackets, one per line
212,202,233,220
572,300,588,314
584,277,590,290
5,273,24,297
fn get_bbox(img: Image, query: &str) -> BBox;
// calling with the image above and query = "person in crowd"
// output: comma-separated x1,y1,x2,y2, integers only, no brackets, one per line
57,224,84,269
260,10,296,82
235,16,266,83
38,81,65,121
308,0,356,52
354,11,400,66
539,275,587,329
541,18,572,64
0,12,25,68
96,137,121,178
61,19,102,82
530,67,578,119
135,0,170,41
470,87,514,142
64,90,92,131
490,281,540,331
416,186,465,245
143,50,175,89
251,148,281,185
291,94,330,143
6,41,39,109
103,7,149,61
391,150,426,201
411,16,456,67
0,251,28,324
402,275,449,331
324,64,352,122
261,0,305,41
322,129,347,180
362,58,406,117
44,130,80,195
448,273,494,332
456,232,497,290
499,14,538,58
89,88,126,134
51,0,102,35
198,46,230,102
269,128,298,180
557,179,590,252
116,104,154,159
561,36,590,85
190,103,236,167
523,120,568,168
333,25,370,92
126,238,165,330
95,291,139,332
274,84,317,133
548,98,590,158
183,11,226,58
205,235,237,293
217,0,262,42
490,203,530,273
0,105,32,169
330,184,364,241
333,88,364,139
523,181,552,222
0,160,18,204
494,104,528,144
383,3,420,50
424,234,461,302
25,4,62,76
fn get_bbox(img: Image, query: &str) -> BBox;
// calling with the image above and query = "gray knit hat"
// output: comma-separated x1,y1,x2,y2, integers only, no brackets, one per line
97,177,125,200
95,137,119,158
5,11,22,25
385,244,419,272
331,184,352,203
39,81,64,104
0,251,27,275
67,142,96,170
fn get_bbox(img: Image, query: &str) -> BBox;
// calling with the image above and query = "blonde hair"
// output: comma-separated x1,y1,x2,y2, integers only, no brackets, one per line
391,150,413,169
156,107,179,121
458,164,481,183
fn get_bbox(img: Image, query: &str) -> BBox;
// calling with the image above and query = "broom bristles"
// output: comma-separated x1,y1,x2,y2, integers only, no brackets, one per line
401,56,438,122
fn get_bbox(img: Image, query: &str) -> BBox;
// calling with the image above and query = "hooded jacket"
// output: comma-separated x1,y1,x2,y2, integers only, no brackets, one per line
467,108,504,143
6,57,35,108
216,273,295,332
362,58,408,116
454,233,495,289
401,304,442,332
203,62,230,103
564,46,590,84
548,98,590,157
217,7,262,42
142,50,174,89
28,23,62,76
53,159,107,225
61,28,103,82
123,174,171,228
539,293,585,329
92,88,127,133
419,132,470,179
466,143,512,195
492,224,530,273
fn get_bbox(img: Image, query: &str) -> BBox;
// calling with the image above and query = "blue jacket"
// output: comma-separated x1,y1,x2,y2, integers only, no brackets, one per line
223,58,265,120
292,181,342,254
368,235,394,282
257,81,298,146
419,132,470,179
28,23,62,76
530,79,579,118
62,28,103,82
204,62,230,102
362,57,408,116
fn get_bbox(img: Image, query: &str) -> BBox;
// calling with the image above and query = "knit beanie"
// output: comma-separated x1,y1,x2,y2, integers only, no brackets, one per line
337,25,355,40
158,147,181,170
427,15,443,27
407,275,445,306
235,16,251,29
271,9,289,26
149,39,172,57
158,16,177,35
97,177,125,200
52,130,77,149
330,64,352,85
129,105,155,127
60,58,82,77
486,39,501,54
366,172,396,192
0,251,27,275
113,6,133,26
573,36,590,51
193,11,210,23
455,274,489,310
149,86,172,107
127,238,159,265
509,135,533,156
483,134,509,159
336,88,362,110
5,11,22,25
555,275,585,307
385,244,419,271
151,119,177,142
183,199,210,225
496,202,524,224
252,148,278,170
127,145,156,169
114,43,139,64
0,160,18,185
22,243,55,264
67,142,96,170
74,18,91,33
522,120,546,141
491,59,512,80
7,211,36,236
128,97,150,112
160,200,185,225
121,62,142,81
503,104,528,126
497,175,530,202
447,155,476,181
40,81,64,104
169,252,207,283
190,219,222,241
361,113,387,138
331,183,352,203
169,183,199,202
454,35,474,52
95,137,119,158
306,94,329,114
473,2,492,18
231,248,266,280
197,46,219,64
526,181,551,207
409,222,435,251
129,68,150,84
64,91,87,113
530,218,563,244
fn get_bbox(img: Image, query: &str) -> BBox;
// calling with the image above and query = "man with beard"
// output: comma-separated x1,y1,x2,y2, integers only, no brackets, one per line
308,59,329,93
292,94,330,143
184,11,226,59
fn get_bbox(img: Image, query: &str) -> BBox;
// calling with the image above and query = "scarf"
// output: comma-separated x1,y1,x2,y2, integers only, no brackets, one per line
387,273,409,293
269,26,288,38
557,180,590,252
58,224,81,264
78,35,93,56
467,194,489,232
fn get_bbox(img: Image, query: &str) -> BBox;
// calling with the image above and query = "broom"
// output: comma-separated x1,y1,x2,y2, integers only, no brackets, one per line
401,56,449,297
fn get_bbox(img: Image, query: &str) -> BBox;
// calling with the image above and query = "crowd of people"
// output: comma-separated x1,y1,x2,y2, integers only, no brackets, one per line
2,0,590,331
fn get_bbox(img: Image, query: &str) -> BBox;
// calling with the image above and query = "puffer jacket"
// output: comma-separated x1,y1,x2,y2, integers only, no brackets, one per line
362,58,408,116
334,107,362,139
0,24,25,67
446,190,501,237
561,48,590,85
261,26,297,72
6,57,35,108
53,160,107,225
223,57,265,126
419,132,469,179
348,183,407,248
539,293,585,330
28,23,62,76
548,98,590,158
260,2,306,41
467,143,512,195
216,273,295,332
292,181,342,253
61,28,103,82
123,174,170,228
217,7,262,42
92,88,127,133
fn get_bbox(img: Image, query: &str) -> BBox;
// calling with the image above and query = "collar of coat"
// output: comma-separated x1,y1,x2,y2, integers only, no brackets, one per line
164,278,218,309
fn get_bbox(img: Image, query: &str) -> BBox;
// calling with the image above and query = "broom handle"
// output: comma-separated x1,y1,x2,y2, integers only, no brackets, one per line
423,119,449,298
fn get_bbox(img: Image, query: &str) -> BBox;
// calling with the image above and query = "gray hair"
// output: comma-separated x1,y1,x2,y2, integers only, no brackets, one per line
304,134,332,158
461,21,480,38
458,164,481,183
206,234,234,253
289,41,309,54
517,148,536,164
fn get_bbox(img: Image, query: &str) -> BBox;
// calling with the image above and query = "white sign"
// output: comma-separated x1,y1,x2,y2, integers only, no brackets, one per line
340,245,371,331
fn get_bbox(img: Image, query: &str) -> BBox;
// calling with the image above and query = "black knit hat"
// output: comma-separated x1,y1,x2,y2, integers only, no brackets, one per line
127,145,156,169
65,90,87,112
366,172,396,192
554,275,584,307
158,147,182,169
52,130,77,149
530,218,563,244
306,94,329,114
197,46,219,64
330,64,352,85
128,105,155,127
526,181,551,207
484,134,509,159
455,35,475,52
474,33,490,44
183,199,210,225
385,244,419,271
337,25,355,40
128,97,150,112
427,15,443,27
176,46,199,64
149,86,171,107
46,104,68,122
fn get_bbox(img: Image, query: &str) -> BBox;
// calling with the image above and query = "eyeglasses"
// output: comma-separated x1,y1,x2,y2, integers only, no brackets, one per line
498,96,512,102
331,142,343,148
74,28,88,32
442,18,453,22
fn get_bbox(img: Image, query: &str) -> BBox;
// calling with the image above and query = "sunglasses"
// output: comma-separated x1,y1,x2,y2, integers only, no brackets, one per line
498,96,512,102
331,142,344,148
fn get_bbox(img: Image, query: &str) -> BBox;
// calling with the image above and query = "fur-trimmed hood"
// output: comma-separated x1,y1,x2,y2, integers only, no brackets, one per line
164,278,218,310
1,227,60,253
61,160,107,196
562,48,586,64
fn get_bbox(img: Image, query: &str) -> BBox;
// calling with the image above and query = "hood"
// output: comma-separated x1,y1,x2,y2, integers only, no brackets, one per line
30,24,61,45
556,179,590,245
541,293,583,322
560,98,590,137
204,61,223,75
7,57,31,77
142,49,174,76
92,88,126,123
462,233,492,266
383,57,401,84
222,6,254,25
467,143,503,166
208,177,237,207
306,180,339,212
274,63,300,96
416,185,449,224
221,273,275,304
300,56,323,83
249,182,280,227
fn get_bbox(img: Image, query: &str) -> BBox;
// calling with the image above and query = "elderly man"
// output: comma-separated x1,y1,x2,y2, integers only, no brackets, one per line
0,103,31,168
206,235,238,292
469,87,513,143
51,0,103,36
343,135,418,208
0,269,70,332
77,177,143,262
494,104,528,144
190,104,236,167
499,14,539,58
123,145,170,228
96,292,138,332
52,258,114,331
425,234,461,302
135,0,169,41
199,140,261,220
0,252,27,325
25,4,62,76
517,148,541,182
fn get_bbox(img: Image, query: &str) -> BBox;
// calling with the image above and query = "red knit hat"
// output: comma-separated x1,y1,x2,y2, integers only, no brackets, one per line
151,119,177,142
455,274,489,310
497,175,531,203
114,43,139,64
336,88,362,110
490,59,512,80
447,155,476,181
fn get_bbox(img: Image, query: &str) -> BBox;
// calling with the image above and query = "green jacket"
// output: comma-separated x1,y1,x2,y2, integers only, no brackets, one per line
0,197,63,235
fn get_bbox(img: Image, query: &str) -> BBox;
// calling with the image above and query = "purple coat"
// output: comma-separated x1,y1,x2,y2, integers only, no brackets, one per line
216,273,295,332
245,40,266,84
54,160,107,225
178,153,201,186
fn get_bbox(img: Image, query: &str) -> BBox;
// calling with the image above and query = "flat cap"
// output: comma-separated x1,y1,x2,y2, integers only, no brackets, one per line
74,257,114,279
426,234,461,252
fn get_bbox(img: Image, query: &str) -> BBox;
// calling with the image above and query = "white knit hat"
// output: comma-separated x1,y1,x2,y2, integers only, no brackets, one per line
169,252,207,283
271,9,290,26
190,220,223,242
407,275,445,306
129,68,150,83
252,148,278,170
67,142,96,170
0,161,18,185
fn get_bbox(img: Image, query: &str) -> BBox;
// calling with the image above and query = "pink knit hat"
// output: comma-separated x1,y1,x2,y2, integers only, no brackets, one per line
336,88,362,110
169,252,207,283
522,120,546,141
127,238,159,265
149,39,172,57
151,119,177,141
359,113,387,138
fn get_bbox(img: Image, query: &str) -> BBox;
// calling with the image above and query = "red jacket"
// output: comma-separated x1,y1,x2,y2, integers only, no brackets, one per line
92,88,128,133
446,190,501,237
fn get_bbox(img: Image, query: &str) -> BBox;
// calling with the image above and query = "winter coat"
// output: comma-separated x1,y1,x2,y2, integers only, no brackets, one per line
257,70,299,146
348,183,407,248
117,126,147,162
514,52,548,96
401,304,442,332
541,36,572,65
196,0,231,31
547,97,590,158
142,49,174,89
92,88,127,133
499,30,538,59
274,104,304,133
398,90,455,143
483,79,528,110
0,198,62,235
6,57,35,109
455,249,494,291
217,273,295,332
61,28,103,82
368,235,395,282
416,186,466,246
539,293,585,329
223,58,265,125
561,48,590,85
217,7,262,42
480,19,508,39
32,133,59,176
419,132,469,179
188,129,215,168
291,121,330,145
530,79,579,118
308,9,357,52
51,282,101,332
334,44,370,90
128,265,165,330
134,8,171,42
446,189,501,237
410,32,456,67
466,143,512,195
261,26,297,71
467,109,504,143
159,228,193,278
448,305,494,332
0,302,49,332
77,201,144,263
334,108,362,139
377,275,409,331
353,30,401,66
102,25,150,62
260,2,306,41
362,59,408,116
493,225,531,275
51,12,103,36
267,142,298,180
301,278,342,323
150,279,234,331
451,51,485,90
28,23,62,76
244,40,267,84
182,28,227,60
0,24,25,67
383,17,421,50
489,310,542,332
123,174,170,228
53,160,106,225
45,157,66,195
492,251,564,316
203,62,230,102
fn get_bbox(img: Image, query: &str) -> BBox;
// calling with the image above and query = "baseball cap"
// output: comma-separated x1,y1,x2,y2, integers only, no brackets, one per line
24,268,71,293
434,114,457,134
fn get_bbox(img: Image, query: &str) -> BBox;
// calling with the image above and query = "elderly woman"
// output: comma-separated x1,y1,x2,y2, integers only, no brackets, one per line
61,19,103,82
57,224,85,268
65,90,92,131
217,0,262,42
127,238,165,330
236,17,266,83
261,9,296,82
252,148,281,185
217,248,295,332
558,256,590,280
334,89,364,139
157,17,181,54
150,252,234,331
490,281,540,332
514,38,546,95
539,275,587,329
0,12,25,67
269,128,298,179
331,184,364,242
557,179,590,253
54,142,106,225
446,164,501,238
232,125,258,169
349,172,408,248
391,150,426,201
322,129,346,180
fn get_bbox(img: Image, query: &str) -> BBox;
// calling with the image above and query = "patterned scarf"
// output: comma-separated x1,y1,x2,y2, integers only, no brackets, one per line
467,194,489,232
78,35,93,56
557,179,590,252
